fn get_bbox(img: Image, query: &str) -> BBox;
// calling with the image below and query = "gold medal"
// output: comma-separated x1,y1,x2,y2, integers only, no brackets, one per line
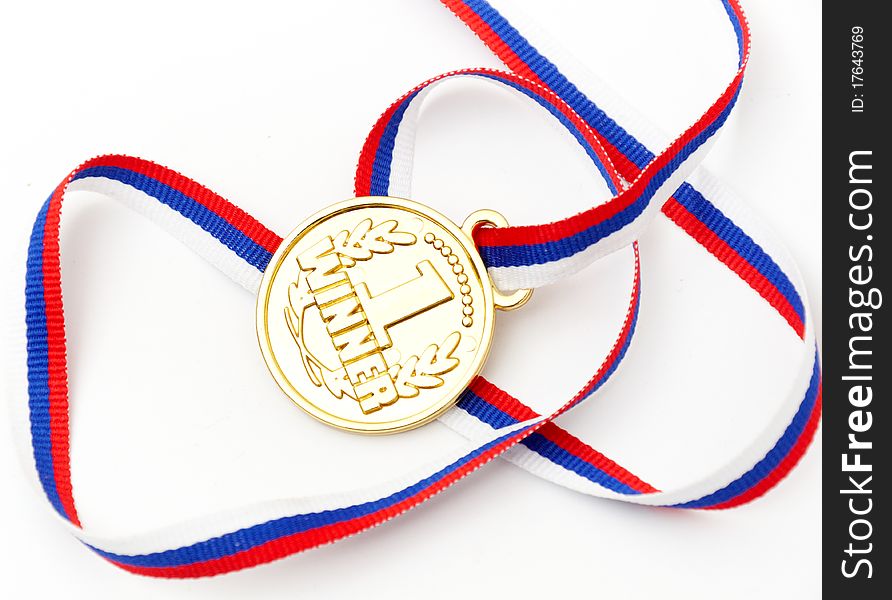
256,197,531,434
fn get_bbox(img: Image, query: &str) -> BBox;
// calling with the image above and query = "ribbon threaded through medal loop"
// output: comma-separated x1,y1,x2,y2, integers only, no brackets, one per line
16,0,820,578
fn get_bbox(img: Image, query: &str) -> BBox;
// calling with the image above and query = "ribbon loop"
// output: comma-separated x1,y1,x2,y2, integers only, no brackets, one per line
15,0,820,578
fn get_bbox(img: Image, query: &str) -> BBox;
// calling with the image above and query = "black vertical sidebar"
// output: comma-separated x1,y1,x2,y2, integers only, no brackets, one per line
823,1,888,596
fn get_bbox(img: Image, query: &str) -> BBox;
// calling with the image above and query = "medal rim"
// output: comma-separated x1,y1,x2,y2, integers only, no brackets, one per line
256,196,496,435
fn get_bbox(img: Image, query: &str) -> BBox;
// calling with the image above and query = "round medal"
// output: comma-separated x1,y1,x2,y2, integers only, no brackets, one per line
256,197,530,434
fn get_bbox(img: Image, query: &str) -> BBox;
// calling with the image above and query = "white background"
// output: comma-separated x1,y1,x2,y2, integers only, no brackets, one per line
0,0,820,598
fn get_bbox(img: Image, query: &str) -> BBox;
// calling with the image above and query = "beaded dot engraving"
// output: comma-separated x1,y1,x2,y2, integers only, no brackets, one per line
425,232,474,327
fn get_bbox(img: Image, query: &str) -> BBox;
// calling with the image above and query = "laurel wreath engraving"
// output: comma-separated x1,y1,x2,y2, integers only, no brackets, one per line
285,300,354,399
331,218,415,266
387,331,461,399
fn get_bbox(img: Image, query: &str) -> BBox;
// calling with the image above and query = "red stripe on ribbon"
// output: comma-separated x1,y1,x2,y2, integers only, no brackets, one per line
662,197,806,338
441,0,545,85
728,0,751,60
355,84,423,197
42,183,81,527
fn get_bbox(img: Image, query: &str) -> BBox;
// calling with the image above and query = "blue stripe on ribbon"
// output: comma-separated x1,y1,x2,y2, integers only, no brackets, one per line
88,428,524,568
24,197,68,519
670,351,820,508
673,183,805,324
72,167,273,272
369,90,422,196
462,0,655,170
456,389,518,430
479,88,740,269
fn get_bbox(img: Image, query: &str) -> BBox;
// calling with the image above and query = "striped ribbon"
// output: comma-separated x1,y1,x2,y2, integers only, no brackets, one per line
16,0,820,578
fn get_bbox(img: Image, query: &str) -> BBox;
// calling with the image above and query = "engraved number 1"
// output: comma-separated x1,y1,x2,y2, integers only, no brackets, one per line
354,260,454,349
